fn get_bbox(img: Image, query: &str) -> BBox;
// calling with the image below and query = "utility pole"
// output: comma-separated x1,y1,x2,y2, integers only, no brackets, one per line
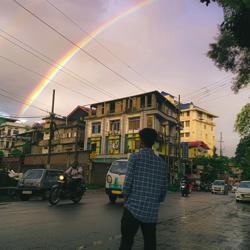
219,132,224,157
47,89,55,169
177,94,181,181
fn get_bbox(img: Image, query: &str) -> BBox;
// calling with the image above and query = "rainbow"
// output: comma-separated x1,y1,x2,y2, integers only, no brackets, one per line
20,0,152,114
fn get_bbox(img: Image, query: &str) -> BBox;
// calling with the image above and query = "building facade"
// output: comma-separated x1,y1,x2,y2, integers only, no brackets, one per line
84,91,179,179
180,103,217,157
40,106,88,155
0,119,27,156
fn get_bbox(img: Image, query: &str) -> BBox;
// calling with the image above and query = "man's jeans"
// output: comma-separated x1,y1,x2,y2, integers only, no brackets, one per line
119,208,156,250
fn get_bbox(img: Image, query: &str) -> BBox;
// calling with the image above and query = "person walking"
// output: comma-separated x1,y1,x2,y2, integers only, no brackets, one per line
119,128,168,250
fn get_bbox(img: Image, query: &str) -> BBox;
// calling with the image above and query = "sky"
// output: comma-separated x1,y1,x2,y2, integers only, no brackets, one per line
0,0,249,156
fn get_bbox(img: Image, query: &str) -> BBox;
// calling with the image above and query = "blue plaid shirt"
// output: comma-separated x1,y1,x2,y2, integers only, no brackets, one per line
123,148,167,223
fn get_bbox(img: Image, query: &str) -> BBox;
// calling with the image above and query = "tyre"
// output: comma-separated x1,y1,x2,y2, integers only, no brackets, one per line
41,190,50,200
109,195,117,203
71,190,83,204
49,187,61,206
236,199,240,203
20,194,30,201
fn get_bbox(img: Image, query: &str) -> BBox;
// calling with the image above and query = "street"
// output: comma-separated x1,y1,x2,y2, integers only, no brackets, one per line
0,191,250,250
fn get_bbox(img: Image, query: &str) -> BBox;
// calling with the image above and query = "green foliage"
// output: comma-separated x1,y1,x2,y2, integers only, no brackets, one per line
235,103,250,137
0,150,4,158
201,0,250,92
10,149,23,157
193,156,231,183
235,136,250,180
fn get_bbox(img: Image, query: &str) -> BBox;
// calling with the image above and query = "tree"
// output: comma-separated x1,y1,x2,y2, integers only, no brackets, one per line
201,0,250,92
193,156,231,183
10,149,23,157
235,103,250,137
0,150,4,158
235,136,250,179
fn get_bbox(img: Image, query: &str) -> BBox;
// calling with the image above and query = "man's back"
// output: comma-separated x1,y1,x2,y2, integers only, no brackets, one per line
123,148,167,223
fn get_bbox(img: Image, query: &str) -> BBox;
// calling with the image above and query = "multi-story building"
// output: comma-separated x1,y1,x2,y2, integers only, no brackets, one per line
0,118,27,156
40,106,89,155
84,91,179,175
180,103,217,157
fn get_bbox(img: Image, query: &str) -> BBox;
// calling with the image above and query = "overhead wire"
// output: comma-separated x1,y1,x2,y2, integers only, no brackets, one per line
182,76,232,101
45,0,156,89
0,55,98,102
0,29,116,99
13,0,145,92
0,89,49,114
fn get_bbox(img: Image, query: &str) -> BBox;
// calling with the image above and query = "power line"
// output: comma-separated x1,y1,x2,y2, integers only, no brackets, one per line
0,115,45,119
0,29,116,99
13,0,145,92
182,76,232,101
0,89,49,113
193,82,230,103
46,0,156,89
0,55,98,102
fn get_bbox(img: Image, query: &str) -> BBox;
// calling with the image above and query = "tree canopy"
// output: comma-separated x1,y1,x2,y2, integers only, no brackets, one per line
201,0,250,92
235,136,250,179
235,103,250,137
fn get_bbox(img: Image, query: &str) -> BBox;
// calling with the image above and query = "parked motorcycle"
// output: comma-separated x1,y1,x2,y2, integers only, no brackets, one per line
49,174,86,206
180,180,190,197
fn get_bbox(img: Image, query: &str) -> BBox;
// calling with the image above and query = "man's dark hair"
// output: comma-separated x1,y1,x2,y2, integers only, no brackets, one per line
139,128,158,148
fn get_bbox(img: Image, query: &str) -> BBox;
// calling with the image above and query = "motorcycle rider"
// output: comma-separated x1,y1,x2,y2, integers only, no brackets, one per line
65,161,83,191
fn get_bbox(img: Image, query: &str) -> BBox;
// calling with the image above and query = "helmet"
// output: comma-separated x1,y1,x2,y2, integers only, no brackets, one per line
71,161,78,168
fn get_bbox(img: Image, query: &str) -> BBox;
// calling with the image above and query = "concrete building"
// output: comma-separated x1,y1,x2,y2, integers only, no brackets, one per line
180,103,217,157
84,91,179,181
40,106,89,155
0,118,27,156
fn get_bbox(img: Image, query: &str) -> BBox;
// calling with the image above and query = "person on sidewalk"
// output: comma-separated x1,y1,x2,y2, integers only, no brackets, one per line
119,128,168,250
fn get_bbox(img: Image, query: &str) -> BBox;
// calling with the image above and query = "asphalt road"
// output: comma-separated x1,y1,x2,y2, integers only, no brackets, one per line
0,191,250,250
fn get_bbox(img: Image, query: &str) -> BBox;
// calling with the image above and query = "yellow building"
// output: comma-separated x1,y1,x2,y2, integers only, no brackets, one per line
84,91,179,166
180,103,217,157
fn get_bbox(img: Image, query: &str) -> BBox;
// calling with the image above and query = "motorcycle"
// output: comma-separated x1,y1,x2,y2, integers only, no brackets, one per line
49,174,86,206
180,180,190,197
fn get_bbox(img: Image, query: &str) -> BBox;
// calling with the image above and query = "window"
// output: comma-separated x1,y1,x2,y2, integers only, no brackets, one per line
91,143,97,152
185,121,190,127
110,120,120,132
185,132,190,137
92,122,101,134
197,112,202,120
101,104,104,114
140,96,145,108
181,121,184,128
7,129,11,136
147,116,153,128
186,111,190,117
110,102,115,113
181,133,184,138
129,117,140,130
147,95,152,107
13,129,19,135
91,107,96,116
6,141,9,148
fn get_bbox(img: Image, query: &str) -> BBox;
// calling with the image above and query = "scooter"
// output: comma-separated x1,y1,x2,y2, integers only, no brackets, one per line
49,174,86,206
180,180,190,197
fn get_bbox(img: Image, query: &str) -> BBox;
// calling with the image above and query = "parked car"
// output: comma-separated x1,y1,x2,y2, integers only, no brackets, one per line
211,180,228,195
105,159,128,203
235,181,250,202
17,169,63,201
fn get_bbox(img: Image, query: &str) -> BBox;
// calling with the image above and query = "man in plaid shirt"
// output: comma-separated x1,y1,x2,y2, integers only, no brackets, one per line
119,128,167,250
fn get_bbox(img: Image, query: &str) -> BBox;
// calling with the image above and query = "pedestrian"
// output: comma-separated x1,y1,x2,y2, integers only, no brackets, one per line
119,128,168,250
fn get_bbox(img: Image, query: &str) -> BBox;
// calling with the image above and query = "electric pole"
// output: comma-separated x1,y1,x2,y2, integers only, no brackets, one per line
219,132,224,157
177,94,181,181
47,89,55,169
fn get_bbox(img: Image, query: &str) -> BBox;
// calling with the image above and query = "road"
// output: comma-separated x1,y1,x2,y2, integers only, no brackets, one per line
0,191,250,250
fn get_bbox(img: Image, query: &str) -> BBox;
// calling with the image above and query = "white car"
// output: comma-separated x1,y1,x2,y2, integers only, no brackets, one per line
235,181,250,202
211,180,228,195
